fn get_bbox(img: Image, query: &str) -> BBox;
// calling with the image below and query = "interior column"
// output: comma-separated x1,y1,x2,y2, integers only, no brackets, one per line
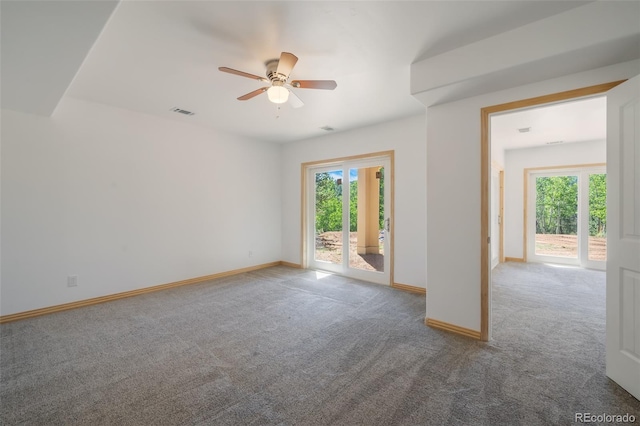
357,167,380,255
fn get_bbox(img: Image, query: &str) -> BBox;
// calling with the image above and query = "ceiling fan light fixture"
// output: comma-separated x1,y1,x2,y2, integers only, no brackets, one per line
267,85,289,104
219,51,336,107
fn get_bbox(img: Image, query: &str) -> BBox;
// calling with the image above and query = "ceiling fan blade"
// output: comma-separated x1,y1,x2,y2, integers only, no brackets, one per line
287,89,304,109
290,80,337,90
276,52,298,79
237,87,268,101
219,67,268,82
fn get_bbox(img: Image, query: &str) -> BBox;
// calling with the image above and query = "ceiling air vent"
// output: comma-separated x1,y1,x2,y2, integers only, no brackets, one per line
320,126,334,132
546,140,564,145
517,127,531,133
171,107,195,116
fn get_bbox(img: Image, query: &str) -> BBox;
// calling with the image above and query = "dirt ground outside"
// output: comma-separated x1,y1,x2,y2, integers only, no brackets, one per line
315,231,384,272
315,232,606,268
535,234,606,261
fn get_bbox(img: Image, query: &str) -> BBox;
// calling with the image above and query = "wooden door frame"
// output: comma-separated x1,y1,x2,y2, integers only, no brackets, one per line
500,169,505,263
479,80,625,342
490,162,505,266
301,150,395,285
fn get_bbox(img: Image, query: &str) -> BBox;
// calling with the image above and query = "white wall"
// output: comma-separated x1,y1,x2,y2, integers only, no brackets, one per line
1,97,282,316
281,114,427,288
503,140,606,260
424,59,639,332
491,146,505,169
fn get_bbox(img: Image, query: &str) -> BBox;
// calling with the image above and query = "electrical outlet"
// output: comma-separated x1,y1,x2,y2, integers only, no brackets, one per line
248,251,253,258
67,275,78,287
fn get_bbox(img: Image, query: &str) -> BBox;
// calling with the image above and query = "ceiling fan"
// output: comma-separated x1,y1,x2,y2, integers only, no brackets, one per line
218,52,337,108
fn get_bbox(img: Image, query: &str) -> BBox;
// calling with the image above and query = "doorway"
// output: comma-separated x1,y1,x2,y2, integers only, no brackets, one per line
302,151,393,285
480,80,625,341
481,77,640,400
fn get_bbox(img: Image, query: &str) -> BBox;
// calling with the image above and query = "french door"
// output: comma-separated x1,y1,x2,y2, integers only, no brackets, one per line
527,166,606,270
306,155,391,285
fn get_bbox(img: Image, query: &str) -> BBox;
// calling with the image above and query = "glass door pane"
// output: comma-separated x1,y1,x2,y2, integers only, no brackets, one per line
588,173,607,261
348,166,384,272
314,170,343,265
534,175,578,258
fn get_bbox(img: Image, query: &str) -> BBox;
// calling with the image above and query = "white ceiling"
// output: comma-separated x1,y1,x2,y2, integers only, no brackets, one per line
3,1,637,144
0,0,119,115
491,96,607,152
57,1,589,143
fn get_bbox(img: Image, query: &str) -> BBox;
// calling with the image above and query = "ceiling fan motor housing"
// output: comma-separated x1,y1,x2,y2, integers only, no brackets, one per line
265,59,287,83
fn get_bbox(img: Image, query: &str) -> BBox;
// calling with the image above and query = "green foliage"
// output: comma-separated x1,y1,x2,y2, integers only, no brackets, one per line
535,176,578,235
315,172,342,233
315,168,385,233
349,179,358,232
316,197,342,233
589,174,606,237
535,173,607,237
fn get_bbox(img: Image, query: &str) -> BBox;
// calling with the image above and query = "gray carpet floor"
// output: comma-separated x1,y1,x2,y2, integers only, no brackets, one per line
1,263,639,425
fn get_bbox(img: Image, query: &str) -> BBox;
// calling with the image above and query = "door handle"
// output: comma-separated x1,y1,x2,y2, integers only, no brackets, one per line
385,218,390,232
